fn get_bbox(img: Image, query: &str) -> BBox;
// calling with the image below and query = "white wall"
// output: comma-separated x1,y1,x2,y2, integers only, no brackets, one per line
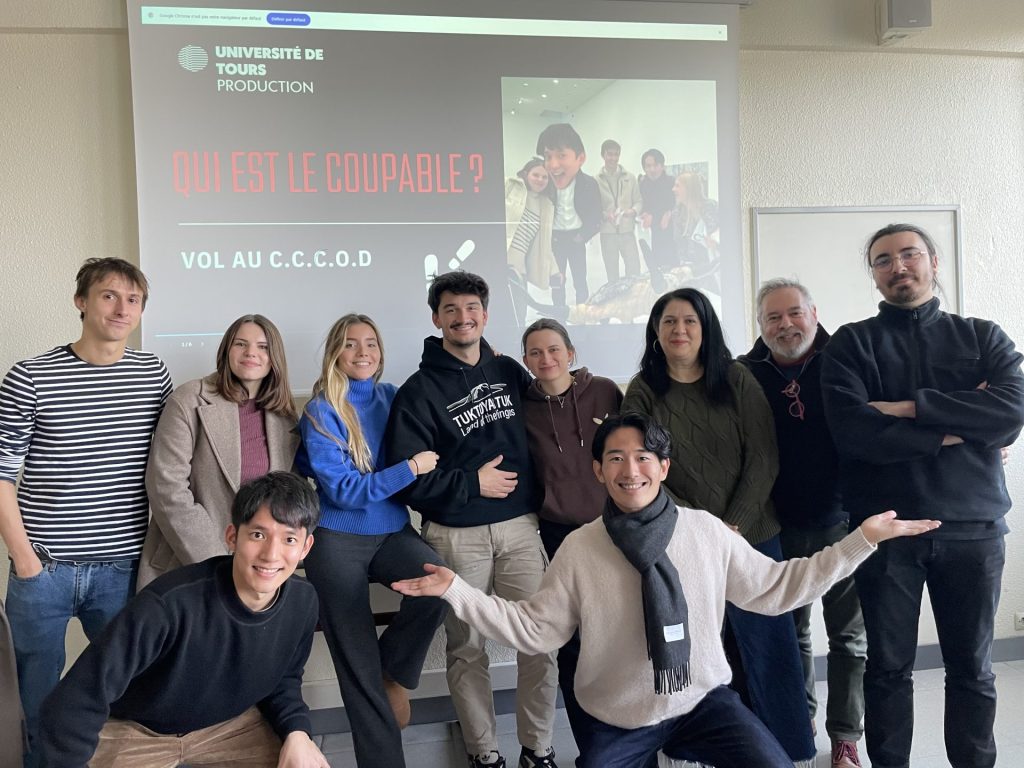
2,0,1023,697
738,0,1024,649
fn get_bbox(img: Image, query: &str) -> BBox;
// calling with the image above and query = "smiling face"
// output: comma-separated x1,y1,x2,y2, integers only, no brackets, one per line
593,426,669,513
74,274,144,346
525,165,550,194
432,291,488,351
869,230,938,308
336,322,381,381
657,299,703,369
543,146,586,190
523,328,575,391
758,287,818,364
227,322,271,397
226,505,313,612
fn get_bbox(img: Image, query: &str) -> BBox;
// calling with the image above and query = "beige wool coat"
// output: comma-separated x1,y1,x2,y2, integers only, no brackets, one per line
137,374,298,589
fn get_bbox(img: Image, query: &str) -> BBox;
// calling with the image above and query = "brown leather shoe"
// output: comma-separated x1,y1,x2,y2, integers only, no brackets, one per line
831,740,862,767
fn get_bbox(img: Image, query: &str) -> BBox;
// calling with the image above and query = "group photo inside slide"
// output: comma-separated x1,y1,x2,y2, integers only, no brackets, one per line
126,0,741,388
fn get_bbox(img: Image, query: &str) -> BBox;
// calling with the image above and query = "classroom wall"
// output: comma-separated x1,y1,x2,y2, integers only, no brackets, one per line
737,0,1024,649
1,0,1022,696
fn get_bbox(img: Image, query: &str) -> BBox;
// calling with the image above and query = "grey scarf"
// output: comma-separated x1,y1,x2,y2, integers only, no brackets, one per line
603,488,691,694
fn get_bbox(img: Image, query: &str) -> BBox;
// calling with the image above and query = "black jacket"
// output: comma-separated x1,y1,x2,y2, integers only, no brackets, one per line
549,171,602,244
385,337,537,527
821,298,1024,535
739,325,845,530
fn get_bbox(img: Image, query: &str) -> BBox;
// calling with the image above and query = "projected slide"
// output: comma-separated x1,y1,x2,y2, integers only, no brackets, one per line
127,2,738,389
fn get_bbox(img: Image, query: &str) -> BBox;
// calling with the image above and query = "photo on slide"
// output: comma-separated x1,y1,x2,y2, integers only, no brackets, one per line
501,76,720,328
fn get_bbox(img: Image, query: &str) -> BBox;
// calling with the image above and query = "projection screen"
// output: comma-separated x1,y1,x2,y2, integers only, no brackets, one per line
126,0,740,391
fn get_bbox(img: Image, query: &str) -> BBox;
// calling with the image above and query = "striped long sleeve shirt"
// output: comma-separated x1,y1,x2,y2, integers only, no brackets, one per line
0,345,172,561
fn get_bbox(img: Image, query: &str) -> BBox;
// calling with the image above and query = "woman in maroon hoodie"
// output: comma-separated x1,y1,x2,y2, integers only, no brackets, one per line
521,318,621,762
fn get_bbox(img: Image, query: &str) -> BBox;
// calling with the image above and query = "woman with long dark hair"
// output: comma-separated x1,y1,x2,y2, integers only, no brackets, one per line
140,314,299,588
623,288,816,767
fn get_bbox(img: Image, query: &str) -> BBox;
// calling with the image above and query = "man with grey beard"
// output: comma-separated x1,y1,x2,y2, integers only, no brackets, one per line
739,278,865,768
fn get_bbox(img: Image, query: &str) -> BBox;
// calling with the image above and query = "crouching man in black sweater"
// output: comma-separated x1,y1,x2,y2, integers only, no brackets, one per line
38,472,328,768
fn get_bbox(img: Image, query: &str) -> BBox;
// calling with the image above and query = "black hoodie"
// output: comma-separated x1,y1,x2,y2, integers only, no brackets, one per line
385,336,537,527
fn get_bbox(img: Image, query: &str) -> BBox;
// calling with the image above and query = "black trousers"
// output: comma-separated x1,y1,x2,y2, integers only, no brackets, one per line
304,525,449,768
856,535,1004,768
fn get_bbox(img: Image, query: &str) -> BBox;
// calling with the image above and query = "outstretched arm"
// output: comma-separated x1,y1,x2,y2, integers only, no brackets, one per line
724,510,938,616
859,510,940,544
393,563,577,655
392,562,456,597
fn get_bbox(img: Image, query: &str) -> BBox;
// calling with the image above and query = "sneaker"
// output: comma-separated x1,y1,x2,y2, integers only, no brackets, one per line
831,740,862,768
519,746,558,768
468,751,506,768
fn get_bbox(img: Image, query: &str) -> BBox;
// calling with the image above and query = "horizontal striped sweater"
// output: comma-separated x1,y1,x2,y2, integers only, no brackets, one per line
0,345,171,560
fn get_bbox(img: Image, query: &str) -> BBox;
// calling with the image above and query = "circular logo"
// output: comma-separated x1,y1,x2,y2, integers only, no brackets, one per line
178,45,209,73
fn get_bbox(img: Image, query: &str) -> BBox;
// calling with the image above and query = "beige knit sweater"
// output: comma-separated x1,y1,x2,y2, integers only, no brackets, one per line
443,506,875,730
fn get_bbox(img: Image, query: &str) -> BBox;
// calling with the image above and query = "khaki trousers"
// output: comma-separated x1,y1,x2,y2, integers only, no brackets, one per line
422,514,557,756
90,706,281,768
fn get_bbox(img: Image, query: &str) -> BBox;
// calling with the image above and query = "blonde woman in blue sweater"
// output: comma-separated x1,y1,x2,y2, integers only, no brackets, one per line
297,314,448,768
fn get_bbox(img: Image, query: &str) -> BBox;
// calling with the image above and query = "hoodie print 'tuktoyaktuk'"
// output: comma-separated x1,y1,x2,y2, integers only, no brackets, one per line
384,336,537,527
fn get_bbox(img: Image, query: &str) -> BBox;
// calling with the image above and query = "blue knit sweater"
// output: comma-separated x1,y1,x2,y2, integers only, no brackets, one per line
296,378,414,535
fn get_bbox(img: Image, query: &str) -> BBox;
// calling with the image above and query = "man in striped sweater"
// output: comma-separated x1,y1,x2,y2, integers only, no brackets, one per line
0,258,171,768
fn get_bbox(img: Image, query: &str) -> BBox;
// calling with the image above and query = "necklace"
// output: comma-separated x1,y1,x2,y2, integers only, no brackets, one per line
546,375,575,408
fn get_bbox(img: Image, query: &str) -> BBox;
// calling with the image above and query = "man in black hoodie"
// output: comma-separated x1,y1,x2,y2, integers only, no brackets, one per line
740,278,865,768
821,224,1024,768
385,272,558,768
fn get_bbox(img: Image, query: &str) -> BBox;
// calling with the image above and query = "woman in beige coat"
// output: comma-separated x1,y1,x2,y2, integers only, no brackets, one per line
137,314,299,589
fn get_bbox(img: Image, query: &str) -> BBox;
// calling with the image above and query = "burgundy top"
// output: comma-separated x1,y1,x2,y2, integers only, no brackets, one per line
238,399,270,485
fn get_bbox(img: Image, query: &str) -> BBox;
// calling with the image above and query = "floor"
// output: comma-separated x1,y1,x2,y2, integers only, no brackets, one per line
313,661,1024,767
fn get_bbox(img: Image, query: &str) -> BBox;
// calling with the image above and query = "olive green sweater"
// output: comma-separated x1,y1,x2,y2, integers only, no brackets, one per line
622,363,780,545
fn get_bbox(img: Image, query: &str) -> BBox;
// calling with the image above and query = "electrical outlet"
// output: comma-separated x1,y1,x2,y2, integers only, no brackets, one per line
1015,613,1024,631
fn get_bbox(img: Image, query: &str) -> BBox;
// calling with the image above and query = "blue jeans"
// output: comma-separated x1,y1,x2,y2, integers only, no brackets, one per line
856,535,1004,768
6,558,138,768
724,535,816,761
582,685,792,768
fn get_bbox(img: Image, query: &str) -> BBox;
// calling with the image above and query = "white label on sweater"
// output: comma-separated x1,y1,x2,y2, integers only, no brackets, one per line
663,623,686,642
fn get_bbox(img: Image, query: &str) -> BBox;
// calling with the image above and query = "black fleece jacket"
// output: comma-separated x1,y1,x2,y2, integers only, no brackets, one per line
739,325,846,530
385,337,537,527
821,298,1024,535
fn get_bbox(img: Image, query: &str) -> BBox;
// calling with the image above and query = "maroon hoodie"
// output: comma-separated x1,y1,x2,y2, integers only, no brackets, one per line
524,367,622,526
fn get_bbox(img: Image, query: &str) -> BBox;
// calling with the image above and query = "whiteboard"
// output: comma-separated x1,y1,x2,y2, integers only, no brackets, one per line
752,206,962,337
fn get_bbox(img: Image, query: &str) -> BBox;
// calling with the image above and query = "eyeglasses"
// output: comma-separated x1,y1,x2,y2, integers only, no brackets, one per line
870,249,927,272
782,380,805,420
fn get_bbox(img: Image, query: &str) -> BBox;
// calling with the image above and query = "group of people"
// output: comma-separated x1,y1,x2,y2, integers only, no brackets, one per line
1,220,1021,768
505,125,719,321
